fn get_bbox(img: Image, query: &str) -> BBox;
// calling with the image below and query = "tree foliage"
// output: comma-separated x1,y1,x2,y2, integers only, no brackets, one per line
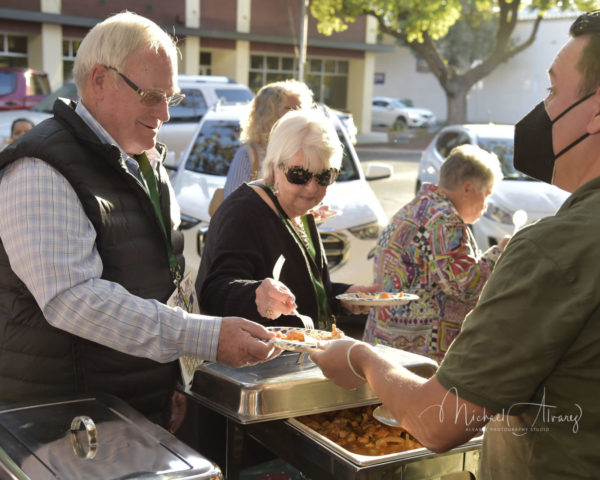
310,0,599,124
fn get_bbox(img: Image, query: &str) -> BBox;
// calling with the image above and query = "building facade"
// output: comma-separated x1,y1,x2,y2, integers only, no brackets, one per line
0,0,392,133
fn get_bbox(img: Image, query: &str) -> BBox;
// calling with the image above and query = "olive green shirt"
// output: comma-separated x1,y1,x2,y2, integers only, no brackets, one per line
436,177,600,479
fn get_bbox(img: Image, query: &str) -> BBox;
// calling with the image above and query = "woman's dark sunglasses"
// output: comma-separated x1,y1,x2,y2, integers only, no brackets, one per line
280,165,340,187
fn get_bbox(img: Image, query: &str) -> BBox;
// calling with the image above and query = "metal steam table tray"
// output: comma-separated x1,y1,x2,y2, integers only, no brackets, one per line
186,344,438,424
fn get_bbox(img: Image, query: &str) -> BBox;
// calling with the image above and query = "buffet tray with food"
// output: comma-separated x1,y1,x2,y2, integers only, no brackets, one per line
186,344,438,424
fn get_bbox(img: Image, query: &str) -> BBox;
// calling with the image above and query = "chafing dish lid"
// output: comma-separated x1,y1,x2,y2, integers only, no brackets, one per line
0,394,221,480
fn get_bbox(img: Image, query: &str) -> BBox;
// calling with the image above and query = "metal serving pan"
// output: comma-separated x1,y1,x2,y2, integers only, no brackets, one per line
245,418,482,479
187,345,438,424
0,394,222,480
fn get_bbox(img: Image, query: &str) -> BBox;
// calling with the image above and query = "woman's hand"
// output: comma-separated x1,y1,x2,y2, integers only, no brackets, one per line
255,278,298,319
340,283,382,314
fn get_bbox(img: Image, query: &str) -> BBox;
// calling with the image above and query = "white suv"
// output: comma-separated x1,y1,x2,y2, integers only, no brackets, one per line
158,75,253,167
371,96,436,129
171,103,391,285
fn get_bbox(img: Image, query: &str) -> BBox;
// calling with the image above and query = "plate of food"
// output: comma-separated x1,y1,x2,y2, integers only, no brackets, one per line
267,325,344,353
335,291,419,307
310,205,340,224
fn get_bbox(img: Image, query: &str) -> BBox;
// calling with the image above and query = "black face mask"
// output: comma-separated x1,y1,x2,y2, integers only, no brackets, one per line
513,92,594,183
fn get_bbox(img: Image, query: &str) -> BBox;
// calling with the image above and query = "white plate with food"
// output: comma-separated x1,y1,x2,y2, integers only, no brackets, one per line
336,291,419,307
267,325,344,353
310,205,340,224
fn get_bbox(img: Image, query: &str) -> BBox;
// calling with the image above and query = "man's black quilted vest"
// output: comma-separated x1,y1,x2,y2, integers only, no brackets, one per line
0,100,184,424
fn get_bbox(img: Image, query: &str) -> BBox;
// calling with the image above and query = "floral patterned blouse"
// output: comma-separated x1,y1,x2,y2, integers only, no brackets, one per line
362,183,502,363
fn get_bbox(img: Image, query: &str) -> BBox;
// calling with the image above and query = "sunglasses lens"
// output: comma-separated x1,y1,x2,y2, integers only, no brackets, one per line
315,169,339,186
285,166,312,185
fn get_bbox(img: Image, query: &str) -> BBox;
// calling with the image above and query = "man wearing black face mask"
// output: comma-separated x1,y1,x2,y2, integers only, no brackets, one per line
309,10,600,479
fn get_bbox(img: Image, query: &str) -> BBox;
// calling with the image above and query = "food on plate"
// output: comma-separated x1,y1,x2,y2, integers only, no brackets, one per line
297,405,422,456
272,324,344,343
274,329,306,342
309,204,338,223
356,291,404,300
305,324,344,341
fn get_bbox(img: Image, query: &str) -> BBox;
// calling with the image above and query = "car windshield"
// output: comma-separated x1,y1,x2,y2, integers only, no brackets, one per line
31,83,78,112
215,88,253,104
391,99,409,109
185,118,360,181
477,136,527,180
169,88,209,122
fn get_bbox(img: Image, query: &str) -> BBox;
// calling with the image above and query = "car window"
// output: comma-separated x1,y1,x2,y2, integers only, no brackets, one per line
337,131,360,182
32,83,78,112
185,119,241,176
214,88,253,104
477,136,525,180
168,88,208,122
0,72,16,95
436,131,470,158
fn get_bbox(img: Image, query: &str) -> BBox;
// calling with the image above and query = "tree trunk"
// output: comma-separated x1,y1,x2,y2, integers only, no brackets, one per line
445,86,470,125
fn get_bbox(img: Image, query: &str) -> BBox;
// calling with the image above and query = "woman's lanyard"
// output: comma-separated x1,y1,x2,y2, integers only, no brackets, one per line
255,183,331,327
135,152,181,287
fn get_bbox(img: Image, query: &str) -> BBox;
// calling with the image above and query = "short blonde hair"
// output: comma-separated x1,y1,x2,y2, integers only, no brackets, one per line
439,144,503,191
73,11,179,96
241,80,314,146
262,109,343,184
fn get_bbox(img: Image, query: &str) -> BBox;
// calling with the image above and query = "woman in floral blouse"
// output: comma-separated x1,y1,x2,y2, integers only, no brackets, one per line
363,144,506,362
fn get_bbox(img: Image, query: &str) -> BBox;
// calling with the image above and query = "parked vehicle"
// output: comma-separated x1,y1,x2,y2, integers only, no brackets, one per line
416,124,570,250
171,103,392,285
371,96,436,130
0,81,77,147
331,108,358,144
157,75,254,168
0,67,51,111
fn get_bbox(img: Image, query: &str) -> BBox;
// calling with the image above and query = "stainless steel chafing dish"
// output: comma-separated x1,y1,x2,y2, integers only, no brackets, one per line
186,345,482,479
0,394,222,480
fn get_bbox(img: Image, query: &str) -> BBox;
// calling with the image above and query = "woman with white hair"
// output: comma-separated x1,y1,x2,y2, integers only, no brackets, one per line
197,108,378,329
362,144,506,362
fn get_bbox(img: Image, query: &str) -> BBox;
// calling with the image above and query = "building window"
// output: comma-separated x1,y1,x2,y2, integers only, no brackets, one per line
374,72,385,85
249,54,348,109
0,34,28,68
62,39,81,82
200,51,211,75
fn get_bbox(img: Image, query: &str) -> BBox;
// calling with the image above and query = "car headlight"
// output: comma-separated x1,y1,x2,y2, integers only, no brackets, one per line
483,204,513,225
348,221,382,240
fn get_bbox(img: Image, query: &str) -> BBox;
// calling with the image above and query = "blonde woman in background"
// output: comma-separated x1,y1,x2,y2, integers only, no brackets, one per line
223,79,314,197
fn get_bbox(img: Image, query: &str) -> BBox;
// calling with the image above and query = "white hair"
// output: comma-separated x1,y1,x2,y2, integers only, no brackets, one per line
439,144,503,191
262,109,343,184
73,11,179,95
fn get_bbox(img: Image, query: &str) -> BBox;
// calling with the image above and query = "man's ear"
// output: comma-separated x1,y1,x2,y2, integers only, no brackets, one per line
588,87,600,135
88,64,109,100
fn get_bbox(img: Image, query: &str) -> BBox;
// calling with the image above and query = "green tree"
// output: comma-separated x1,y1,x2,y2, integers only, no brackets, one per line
310,0,598,124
